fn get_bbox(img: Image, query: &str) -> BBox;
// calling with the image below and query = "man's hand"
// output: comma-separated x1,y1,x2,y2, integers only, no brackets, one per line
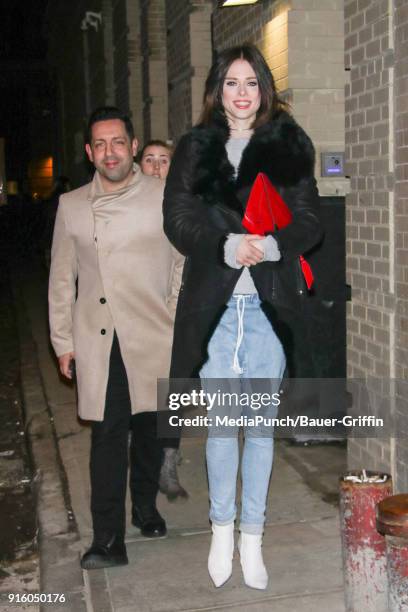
236,234,265,267
58,351,75,379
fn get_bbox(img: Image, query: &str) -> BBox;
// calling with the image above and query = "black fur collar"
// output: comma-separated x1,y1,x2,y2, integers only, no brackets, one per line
190,110,315,210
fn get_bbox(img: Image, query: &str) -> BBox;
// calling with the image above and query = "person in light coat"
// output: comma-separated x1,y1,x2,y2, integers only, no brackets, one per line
49,106,183,570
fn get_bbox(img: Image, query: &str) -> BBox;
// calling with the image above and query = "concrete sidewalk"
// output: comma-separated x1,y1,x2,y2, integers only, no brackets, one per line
16,260,347,612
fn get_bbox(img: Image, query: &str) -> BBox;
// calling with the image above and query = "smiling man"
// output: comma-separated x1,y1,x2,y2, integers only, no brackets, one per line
85,116,137,188
48,106,183,570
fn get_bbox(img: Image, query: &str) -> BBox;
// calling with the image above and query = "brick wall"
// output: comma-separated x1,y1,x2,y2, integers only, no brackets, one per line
212,0,283,48
141,0,168,143
344,0,395,476
288,0,347,197
190,2,213,126
141,1,151,140
394,0,408,492
164,0,212,139
112,0,130,113
125,0,144,141
166,0,194,140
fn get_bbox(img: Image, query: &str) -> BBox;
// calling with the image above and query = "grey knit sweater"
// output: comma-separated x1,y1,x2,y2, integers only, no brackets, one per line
224,137,281,294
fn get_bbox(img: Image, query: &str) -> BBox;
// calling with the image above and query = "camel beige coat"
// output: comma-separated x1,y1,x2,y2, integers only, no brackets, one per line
49,166,184,421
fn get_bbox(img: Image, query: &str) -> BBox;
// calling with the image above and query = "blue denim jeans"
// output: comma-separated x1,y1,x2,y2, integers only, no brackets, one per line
200,294,286,534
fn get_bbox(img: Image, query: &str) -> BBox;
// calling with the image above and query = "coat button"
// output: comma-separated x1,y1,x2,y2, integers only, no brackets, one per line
100,297,106,304
101,329,106,335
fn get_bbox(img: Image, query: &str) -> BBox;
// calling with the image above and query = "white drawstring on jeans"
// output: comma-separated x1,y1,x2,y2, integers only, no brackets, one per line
232,295,245,374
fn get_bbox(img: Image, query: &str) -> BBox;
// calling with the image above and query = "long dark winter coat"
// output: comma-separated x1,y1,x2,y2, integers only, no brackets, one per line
163,110,323,380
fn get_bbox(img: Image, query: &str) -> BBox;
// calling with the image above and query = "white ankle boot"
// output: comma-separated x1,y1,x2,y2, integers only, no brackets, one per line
208,523,234,587
238,532,268,590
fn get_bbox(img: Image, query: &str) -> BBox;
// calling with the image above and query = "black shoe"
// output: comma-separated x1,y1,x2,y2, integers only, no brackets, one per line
132,504,167,538
81,532,128,570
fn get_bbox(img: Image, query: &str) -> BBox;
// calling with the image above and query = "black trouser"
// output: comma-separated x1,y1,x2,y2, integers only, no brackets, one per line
90,333,163,536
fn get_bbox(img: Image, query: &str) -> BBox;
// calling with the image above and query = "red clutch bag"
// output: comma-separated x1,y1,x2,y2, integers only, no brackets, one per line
242,172,314,290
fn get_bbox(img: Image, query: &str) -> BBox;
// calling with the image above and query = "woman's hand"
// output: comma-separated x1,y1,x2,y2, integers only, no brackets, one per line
236,234,265,266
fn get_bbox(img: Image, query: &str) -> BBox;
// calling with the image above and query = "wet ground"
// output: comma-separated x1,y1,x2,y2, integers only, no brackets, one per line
0,266,39,595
